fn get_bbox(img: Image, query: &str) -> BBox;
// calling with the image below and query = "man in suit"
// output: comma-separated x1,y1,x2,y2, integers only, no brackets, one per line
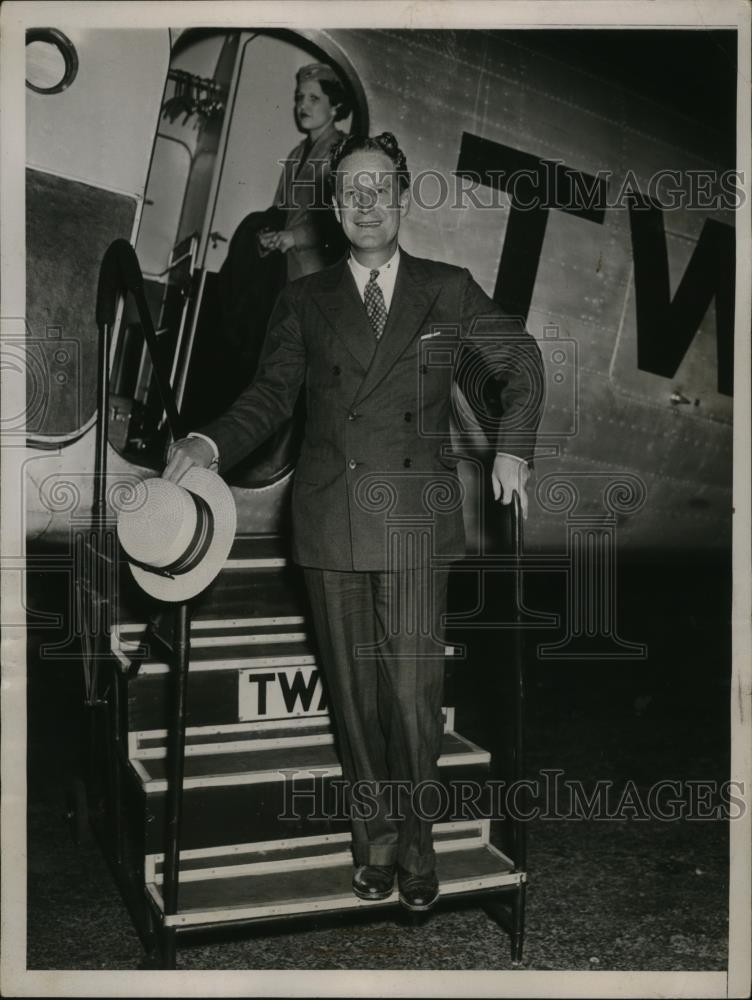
164,132,544,912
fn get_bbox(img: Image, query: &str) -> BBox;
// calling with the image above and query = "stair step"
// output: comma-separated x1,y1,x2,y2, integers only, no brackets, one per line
116,621,309,656
191,570,309,621
117,637,317,674
129,708,456,759
227,534,289,564
136,727,488,851
133,718,331,755
118,617,306,638
127,647,324,726
148,821,487,879
124,658,325,733
131,730,490,792
132,725,334,761
115,563,308,627
146,832,518,927
116,624,457,672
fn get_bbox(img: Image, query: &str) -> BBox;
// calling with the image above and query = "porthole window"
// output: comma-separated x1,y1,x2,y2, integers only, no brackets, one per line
26,29,78,94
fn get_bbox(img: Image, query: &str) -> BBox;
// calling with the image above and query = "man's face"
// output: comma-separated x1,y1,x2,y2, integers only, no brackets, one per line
333,150,410,260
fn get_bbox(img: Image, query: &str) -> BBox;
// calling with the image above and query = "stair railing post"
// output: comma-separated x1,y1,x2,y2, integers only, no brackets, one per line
88,255,118,713
92,268,120,853
510,491,527,961
161,599,191,968
511,491,526,874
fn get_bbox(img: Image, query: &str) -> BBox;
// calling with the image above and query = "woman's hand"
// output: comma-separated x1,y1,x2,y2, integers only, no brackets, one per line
260,229,296,253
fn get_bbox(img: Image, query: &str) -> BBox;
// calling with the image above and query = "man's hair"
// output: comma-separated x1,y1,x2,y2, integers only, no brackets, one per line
328,132,411,197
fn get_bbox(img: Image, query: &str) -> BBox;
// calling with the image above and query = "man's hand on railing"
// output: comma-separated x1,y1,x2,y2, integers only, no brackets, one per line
163,436,216,484
491,453,530,520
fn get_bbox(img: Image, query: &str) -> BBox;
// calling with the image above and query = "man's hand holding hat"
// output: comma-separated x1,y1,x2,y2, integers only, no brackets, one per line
163,434,217,484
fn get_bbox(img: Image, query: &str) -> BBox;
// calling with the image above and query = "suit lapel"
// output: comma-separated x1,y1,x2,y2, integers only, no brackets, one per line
278,138,305,205
294,124,339,182
352,252,441,407
312,260,376,373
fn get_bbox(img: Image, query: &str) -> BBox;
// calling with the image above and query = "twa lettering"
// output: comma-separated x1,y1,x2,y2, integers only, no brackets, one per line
238,665,328,721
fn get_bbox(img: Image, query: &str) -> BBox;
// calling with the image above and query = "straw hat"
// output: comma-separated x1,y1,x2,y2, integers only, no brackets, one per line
117,468,236,602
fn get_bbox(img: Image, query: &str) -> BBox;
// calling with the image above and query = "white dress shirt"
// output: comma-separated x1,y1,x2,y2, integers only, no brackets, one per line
347,247,400,311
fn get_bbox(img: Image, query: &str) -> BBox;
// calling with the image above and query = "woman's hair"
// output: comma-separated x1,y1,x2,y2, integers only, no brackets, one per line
328,132,411,195
317,77,353,123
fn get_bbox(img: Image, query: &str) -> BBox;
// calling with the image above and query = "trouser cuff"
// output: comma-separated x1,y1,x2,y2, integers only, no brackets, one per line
397,844,436,876
352,840,398,867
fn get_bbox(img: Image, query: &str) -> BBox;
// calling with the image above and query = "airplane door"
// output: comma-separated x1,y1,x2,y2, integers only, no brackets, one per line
178,33,357,487
109,31,243,467
111,29,363,479
202,35,328,275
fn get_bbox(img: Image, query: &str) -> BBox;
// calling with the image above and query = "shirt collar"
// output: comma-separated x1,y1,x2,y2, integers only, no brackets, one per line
348,246,400,281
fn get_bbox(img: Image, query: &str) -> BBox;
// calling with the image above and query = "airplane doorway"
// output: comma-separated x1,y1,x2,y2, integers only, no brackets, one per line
180,31,360,486
109,29,367,484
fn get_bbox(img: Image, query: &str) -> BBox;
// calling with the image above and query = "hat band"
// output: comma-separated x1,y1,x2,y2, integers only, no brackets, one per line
131,492,215,581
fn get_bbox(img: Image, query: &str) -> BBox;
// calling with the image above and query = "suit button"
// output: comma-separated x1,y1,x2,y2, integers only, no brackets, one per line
332,365,341,375
403,458,412,468
404,412,412,422
348,459,357,470
348,411,358,421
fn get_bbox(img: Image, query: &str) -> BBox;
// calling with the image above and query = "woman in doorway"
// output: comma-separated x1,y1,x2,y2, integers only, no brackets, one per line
211,62,351,479
259,62,351,280
217,62,350,381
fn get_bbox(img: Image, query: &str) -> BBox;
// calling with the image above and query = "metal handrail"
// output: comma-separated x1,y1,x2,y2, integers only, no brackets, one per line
96,238,185,444
94,238,191,963
510,491,526,875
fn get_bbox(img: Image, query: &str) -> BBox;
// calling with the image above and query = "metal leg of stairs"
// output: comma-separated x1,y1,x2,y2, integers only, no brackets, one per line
480,880,526,962
159,600,191,969
162,927,177,971
511,881,526,963
482,495,528,964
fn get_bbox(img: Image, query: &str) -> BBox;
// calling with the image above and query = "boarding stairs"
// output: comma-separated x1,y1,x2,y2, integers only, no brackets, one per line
107,534,522,950
83,238,527,968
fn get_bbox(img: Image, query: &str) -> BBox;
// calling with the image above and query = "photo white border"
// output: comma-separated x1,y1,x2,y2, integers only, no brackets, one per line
2,1,750,997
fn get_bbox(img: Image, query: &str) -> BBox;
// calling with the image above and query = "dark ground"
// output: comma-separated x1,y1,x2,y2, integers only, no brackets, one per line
24,554,732,972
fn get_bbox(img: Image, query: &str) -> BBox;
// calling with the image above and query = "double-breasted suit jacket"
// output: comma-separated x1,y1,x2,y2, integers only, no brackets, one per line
201,250,545,571
273,123,347,281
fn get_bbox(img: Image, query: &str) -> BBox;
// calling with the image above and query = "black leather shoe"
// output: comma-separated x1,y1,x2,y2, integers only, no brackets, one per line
352,864,395,901
397,867,439,912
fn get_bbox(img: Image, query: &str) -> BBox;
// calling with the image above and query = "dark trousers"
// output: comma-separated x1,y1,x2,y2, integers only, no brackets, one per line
303,566,448,875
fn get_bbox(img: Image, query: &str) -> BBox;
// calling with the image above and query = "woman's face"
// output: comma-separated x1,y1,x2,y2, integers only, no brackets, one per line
294,79,336,135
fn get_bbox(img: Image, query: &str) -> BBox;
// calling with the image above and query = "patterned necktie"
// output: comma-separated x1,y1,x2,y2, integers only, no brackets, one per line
364,269,387,339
